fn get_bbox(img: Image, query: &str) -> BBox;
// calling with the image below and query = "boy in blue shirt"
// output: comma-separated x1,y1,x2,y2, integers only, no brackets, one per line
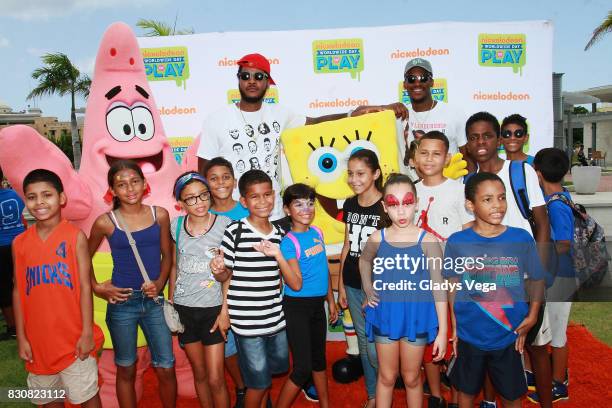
444,172,545,408
531,148,574,403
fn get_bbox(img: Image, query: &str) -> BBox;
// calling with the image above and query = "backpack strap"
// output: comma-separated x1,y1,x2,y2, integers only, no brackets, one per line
285,232,301,260
311,225,324,242
175,216,184,261
509,160,532,221
463,172,476,185
547,193,585,219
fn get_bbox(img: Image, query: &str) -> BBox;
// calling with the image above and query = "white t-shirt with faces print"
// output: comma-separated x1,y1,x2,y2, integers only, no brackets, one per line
197,103,306,220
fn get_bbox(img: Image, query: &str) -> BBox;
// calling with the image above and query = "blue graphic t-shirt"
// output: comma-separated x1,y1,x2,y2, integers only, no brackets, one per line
210,202,249,221
0,188,25,246
443,226,545,350
546,191,575,278
280,227,328,297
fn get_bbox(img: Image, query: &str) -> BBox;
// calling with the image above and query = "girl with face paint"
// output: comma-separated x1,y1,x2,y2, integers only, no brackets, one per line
359,173,448,408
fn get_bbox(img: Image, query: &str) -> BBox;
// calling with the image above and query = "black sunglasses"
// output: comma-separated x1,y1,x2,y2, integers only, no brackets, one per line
237,72,269,81
501,129,526,139
404,74,431,84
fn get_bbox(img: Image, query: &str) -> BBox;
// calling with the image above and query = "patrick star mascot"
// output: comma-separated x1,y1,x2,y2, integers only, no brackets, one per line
0,22,196,406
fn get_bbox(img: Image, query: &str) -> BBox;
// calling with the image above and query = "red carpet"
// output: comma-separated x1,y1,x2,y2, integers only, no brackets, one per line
138,323,611,407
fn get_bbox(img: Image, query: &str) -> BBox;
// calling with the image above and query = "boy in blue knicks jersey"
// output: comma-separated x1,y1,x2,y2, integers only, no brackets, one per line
444,173,545,408
274,183,338,408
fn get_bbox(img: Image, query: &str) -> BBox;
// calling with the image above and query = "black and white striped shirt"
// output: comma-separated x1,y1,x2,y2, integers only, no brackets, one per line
222,218,286,337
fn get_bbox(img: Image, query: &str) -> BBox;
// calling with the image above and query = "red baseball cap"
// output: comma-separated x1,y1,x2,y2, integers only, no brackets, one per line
237,53,275,85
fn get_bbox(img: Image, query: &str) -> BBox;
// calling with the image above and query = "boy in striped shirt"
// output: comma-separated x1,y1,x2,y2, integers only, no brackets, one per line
212,170,288,408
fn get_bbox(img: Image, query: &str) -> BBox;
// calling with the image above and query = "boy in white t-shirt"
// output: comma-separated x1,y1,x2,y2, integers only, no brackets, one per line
413,131,472,408
465,111,553,408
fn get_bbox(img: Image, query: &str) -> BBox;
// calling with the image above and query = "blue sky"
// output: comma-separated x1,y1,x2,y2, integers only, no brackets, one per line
1,0,610,120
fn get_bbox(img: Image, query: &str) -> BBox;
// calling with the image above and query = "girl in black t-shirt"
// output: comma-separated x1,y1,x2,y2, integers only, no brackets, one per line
337,149,383,407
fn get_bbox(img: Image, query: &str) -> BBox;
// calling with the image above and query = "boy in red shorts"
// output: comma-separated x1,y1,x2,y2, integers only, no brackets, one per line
13,169,104,407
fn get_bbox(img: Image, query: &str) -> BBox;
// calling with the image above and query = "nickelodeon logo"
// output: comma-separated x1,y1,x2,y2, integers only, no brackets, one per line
390,47,450,59
142,46,190,88
398,79,448,104
159,105,197,116
478,34,526,74
312,38,364,80
308,97,369,109
227,88,279,104
473,91,531,101
169,136,195,165
218,57,280,67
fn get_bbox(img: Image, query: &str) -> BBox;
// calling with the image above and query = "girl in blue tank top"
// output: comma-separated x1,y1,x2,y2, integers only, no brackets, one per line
359,173,448,408
88,160,176,407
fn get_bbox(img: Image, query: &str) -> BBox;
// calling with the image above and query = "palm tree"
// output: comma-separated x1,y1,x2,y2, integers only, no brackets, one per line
27,53,90,169
136,18,194,36
585,10,612,50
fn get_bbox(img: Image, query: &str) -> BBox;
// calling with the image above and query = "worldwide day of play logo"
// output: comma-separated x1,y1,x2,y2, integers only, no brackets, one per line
142,46,190,88
478,34,526,74
227,88,279,104
312,38,364,80
398,78,448,105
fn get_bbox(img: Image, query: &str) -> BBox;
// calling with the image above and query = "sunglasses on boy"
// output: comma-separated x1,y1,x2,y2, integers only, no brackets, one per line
237,71,269,81
182,191,211,206
501,129,526,139
404,74,431,84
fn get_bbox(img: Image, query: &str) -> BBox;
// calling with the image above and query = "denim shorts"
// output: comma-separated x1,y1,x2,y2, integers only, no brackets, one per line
374,334,429,346
234,330,289,389
225,329,238,357
106,291,175,368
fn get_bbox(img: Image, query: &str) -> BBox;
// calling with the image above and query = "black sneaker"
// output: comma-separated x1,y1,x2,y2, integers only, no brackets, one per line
448,404,459,408
428,395,447,408
302,383,319,402
233,388,246,408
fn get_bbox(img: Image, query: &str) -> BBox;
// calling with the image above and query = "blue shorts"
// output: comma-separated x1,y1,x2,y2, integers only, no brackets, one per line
374,334,429,346
225,329,238,357
234,330,289,389
106,291,175,368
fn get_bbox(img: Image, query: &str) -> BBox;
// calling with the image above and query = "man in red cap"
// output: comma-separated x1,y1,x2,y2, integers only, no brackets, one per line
197,52,405,221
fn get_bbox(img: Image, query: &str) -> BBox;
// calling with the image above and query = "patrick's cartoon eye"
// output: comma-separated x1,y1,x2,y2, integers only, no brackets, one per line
131,106,154,141
307,147,344,182
106,106,134,142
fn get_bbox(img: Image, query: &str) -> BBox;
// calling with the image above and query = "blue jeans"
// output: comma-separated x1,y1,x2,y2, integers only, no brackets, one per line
234,330,289,389
225,329,238,357
345,285,378,399
106,291,175,368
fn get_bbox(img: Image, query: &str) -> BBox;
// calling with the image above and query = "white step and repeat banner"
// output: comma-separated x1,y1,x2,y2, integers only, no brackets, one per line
137,20,553,164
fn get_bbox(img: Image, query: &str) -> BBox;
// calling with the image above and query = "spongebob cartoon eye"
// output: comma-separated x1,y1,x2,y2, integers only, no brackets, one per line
106,104,134,142
307,147,344,182
131,104,155,141
345,138,380,158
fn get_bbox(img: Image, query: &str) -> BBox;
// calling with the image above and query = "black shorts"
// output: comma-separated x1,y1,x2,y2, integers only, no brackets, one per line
0,245,14,308
448,339,527,401
174,304,225,346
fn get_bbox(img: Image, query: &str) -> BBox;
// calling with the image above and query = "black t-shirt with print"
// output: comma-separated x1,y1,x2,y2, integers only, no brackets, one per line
342,196,383,289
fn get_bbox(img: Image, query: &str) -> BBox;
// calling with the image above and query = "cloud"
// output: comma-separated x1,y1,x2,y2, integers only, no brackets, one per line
3,0,169,21
26,47,51,57
0,37,9,48
76,56,96,76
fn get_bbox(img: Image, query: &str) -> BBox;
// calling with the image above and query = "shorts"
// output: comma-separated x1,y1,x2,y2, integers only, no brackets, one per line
546,302,572,348
0,245,14,308
225,329,238,357
448,339,527,401
174,304,225,346
27,356,98,405
106,291,175,368
527,303,552,347
235,330,289,389
374,334,429,346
